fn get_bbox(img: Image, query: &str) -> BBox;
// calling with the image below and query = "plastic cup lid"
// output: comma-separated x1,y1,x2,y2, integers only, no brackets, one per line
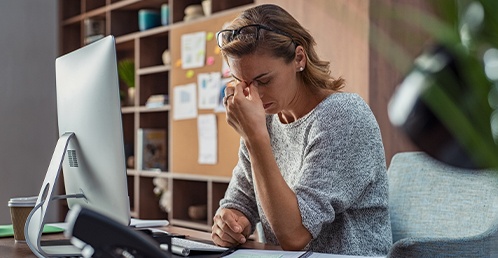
8,196,37,207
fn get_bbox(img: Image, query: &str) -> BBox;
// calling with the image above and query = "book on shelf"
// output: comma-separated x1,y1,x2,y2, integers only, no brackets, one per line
137,128,167,171
146,94,169,108
84,17,105,36
84,34,105,45
84,18,105,45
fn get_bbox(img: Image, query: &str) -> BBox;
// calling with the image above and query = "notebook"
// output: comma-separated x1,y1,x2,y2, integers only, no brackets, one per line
0,224,64,238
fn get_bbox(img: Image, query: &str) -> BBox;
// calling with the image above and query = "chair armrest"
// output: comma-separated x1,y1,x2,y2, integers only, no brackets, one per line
388,224,498,258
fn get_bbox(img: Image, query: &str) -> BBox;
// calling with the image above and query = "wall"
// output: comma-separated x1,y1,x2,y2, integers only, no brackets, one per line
0,0,58,224
255,0,370,101
369,0,431,164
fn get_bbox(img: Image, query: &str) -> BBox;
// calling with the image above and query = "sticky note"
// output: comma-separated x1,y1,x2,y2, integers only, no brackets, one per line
206,32,214,41
206,56,215,65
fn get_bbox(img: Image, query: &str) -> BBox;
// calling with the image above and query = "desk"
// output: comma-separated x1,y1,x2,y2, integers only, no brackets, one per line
0,225,278,258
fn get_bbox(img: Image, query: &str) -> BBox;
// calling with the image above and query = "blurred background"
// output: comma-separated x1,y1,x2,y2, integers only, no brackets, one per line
1,0,496,224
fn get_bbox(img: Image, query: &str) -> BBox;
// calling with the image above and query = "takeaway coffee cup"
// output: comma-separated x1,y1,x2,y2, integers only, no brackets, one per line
8,196,37,242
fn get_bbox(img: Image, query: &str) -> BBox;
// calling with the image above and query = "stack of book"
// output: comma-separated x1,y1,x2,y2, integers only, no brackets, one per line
146,94,169,108
136,128,167,171
84,18,105,45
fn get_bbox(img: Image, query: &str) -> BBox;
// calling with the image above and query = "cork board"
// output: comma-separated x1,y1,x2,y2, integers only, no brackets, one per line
170,9,243,177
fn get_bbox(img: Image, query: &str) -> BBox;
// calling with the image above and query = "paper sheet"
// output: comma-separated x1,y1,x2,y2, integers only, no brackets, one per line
173,83,197,120
181,31,206,69
214,78,233,113
197,114,217,164
198,72,221,109
226,249,386,258
226,250,306,258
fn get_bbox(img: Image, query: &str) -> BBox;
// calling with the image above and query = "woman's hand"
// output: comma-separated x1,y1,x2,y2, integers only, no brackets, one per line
224,81,268,141
211,208,252,247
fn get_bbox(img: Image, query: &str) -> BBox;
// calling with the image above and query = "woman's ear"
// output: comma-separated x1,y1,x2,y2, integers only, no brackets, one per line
294,46,306,72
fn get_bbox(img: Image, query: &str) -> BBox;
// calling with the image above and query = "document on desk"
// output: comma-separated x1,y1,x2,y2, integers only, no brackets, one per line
130,218,169,228
225,250,306,258
225,249,386,258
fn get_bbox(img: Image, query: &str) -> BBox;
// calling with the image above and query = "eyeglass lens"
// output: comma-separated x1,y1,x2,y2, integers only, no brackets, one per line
217,25,261,48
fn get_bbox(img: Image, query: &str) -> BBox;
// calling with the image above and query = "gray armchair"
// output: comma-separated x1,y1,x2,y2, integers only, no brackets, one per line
387,152,498,257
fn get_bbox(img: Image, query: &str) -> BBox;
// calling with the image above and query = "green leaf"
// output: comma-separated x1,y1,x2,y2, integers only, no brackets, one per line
118,59,135,88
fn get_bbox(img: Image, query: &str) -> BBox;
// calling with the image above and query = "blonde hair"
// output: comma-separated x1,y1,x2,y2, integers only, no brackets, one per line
220,4,345,92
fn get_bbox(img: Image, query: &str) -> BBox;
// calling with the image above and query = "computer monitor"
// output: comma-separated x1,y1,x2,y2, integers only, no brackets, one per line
25,35,130,257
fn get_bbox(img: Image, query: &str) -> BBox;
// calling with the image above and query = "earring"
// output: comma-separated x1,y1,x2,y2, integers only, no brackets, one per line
299,67,304,72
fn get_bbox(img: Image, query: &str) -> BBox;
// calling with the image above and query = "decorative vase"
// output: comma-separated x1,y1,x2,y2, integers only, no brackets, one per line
127,87,135,106
202,0,212,16
162,50,171,66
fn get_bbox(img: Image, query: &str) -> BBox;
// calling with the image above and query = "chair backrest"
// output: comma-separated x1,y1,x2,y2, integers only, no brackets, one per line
388,152,498,243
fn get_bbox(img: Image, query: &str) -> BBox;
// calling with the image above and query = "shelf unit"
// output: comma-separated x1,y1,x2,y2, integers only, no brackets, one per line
58,0,253,231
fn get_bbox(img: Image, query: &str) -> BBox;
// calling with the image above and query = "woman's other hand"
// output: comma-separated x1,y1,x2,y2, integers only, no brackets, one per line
211,208,252,247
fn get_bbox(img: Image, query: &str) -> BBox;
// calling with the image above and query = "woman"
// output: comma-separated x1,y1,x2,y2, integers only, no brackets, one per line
212,4,392,256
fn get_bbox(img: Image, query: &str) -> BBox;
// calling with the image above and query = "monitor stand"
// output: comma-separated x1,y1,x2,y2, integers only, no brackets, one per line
24,132,85,257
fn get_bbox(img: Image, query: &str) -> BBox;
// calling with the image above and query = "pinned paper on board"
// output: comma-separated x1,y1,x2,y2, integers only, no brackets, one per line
181,31,206,69
197,114,217,164
198,72,221,109
214,78,233,113
173,83,197,120
221,59,231,77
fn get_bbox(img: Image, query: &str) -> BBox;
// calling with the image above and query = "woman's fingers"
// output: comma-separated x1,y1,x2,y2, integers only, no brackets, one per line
211,210,248,246
223,80,266,140
223,93,235,106
211,223,239,246
223,80,237,106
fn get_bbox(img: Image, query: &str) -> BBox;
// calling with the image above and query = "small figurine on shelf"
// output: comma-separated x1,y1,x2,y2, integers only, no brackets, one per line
117,59,135,106
183,4,204,22
153,177,171,213
162,49,171,66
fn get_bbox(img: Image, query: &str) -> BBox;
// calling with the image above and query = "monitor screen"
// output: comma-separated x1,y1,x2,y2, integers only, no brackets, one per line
55,35,130,226
25,35,131,256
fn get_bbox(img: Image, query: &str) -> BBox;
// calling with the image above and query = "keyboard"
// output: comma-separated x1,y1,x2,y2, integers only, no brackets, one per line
160,237,228,256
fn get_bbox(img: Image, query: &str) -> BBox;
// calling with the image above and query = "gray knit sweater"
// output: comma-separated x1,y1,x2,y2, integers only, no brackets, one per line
219,93,392,255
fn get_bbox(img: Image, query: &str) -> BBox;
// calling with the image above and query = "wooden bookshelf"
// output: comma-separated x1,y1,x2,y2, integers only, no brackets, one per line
58,0,253,231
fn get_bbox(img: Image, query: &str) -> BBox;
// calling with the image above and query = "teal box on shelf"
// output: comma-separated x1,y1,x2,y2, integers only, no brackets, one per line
138,9,160,31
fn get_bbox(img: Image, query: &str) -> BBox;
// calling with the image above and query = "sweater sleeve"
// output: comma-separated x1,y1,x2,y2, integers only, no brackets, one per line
295,96,386,238
219,139,259,233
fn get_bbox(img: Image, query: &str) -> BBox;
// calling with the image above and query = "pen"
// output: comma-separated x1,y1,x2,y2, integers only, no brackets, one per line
298,250,312,258
168,233,187,239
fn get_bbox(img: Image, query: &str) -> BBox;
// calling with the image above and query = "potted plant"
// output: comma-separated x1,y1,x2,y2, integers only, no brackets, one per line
374,0,498,169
